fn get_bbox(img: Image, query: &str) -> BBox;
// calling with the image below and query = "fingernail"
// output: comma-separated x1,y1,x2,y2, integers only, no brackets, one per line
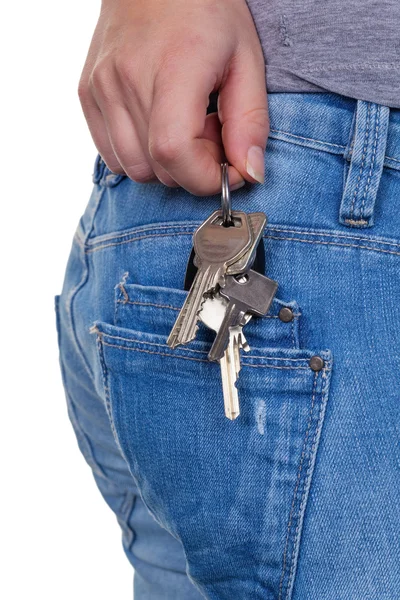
230,180,245,191
246,146,265,184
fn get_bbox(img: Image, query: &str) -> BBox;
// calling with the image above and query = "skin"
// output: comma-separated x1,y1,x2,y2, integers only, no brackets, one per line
78,0,269,196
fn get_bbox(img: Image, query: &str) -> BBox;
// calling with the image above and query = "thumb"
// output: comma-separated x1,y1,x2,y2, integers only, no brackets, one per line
218,45,269,184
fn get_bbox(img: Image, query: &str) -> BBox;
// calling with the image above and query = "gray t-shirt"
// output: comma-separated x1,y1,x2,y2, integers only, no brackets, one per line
246,0,400,108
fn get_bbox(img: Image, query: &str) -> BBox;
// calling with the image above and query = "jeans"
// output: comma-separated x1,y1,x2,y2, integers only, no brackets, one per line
55,92,400,599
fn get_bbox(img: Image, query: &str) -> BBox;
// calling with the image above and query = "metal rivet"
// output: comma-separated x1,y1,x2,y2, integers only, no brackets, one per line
278,307,294,322
309,355,325,372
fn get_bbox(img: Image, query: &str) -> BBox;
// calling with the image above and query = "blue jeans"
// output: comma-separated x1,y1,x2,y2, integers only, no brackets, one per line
55,92,400,599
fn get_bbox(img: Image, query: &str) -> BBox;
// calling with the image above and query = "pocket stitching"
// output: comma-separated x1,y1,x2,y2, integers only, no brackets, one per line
95,330,332,371
118,299,181,312
116,297,302,320
286,371,329,598
101,339,315,370
86,231,193,254
278,371,319,599
278,366,332,600
97,328,314,359
84,221,400,256
96,329,120,443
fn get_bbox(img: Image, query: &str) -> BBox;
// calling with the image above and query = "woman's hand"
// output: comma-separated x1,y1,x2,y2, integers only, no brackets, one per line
78,0,268,195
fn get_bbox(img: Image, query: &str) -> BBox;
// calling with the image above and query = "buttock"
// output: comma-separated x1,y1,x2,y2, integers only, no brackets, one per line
61,92,400,599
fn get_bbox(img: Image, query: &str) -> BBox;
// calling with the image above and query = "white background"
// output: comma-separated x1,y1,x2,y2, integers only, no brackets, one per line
1,1,132,597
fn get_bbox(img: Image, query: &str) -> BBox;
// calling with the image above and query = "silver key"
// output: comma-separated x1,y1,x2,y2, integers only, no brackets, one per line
220,346,240,420
186,210,266,292
167,210,252,348
226,212,266,275
199,295,250,420
208,269,278,362
192,211,265,273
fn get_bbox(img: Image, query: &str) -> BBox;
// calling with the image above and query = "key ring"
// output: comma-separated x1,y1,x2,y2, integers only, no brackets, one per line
221,162,233,226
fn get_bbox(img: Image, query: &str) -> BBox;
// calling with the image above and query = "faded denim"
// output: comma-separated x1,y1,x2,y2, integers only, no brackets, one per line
55,92,400,599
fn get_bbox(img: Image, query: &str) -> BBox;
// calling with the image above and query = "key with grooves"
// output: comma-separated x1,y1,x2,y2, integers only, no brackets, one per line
167,210,251,348
199,295,251,420
183,212,266,292
226,212,266,275
208,269,278,363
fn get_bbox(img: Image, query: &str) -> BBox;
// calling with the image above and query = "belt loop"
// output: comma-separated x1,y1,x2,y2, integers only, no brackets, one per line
339,101,390,228
92,153,106,184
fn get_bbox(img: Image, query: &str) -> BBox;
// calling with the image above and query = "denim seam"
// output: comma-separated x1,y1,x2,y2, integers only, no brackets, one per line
68,186,107,381
88,230,400,256
55,297,108,479
82,218,400,248
386,155,400,164
86,221,197,245
82,226,400,255
96,330,317,360
66,264,95,381
73,230,85,249
116,298,302,319
349,102,371,221
285,370,330,599
265,234,400,257
278,370,319,600
96,331,120,442
360,105,380,220
97,338,330,370
86,231,193,253
97,331,208,354
267,226,400,247
291,319,296,349
96,335,145,487
123,493,138,554
269,129,346,150
119,299,181,312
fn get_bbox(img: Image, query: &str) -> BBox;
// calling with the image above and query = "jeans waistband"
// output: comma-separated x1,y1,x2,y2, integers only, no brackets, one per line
88,92,400,241
267,93,400,172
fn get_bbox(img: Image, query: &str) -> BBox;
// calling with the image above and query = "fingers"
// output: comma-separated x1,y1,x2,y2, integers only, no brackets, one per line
94,100,157,183
217,44,269,184
78,1,268,194
148,59,245,196
78,82,126,175
85,61,179,186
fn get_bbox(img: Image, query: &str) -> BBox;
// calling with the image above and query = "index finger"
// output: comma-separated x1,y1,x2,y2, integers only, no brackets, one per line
148,59,244,196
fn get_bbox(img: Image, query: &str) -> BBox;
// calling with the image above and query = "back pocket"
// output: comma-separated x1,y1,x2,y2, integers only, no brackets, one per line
92,282,333,600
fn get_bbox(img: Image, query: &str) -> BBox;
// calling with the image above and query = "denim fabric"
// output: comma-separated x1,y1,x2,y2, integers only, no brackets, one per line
55,92,400,599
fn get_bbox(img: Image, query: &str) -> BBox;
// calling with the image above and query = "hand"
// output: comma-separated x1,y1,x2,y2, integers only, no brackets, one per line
78,0,268,196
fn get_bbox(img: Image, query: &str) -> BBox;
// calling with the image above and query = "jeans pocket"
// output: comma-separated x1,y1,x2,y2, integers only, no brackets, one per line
114,283,303,350
91,284,333,600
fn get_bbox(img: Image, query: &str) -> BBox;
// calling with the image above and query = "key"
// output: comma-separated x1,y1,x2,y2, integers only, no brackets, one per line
183,212,266,291
226,212,266,275
199,295,251,420
208,269,278,362
220,344,240,420
199,294,252,344
167,210,252,348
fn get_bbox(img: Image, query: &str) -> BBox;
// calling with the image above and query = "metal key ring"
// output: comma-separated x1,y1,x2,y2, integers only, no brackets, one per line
221,162,232,226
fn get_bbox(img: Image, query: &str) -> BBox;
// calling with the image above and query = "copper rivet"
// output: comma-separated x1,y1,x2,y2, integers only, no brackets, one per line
309,355,325,372
278,307,294,322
